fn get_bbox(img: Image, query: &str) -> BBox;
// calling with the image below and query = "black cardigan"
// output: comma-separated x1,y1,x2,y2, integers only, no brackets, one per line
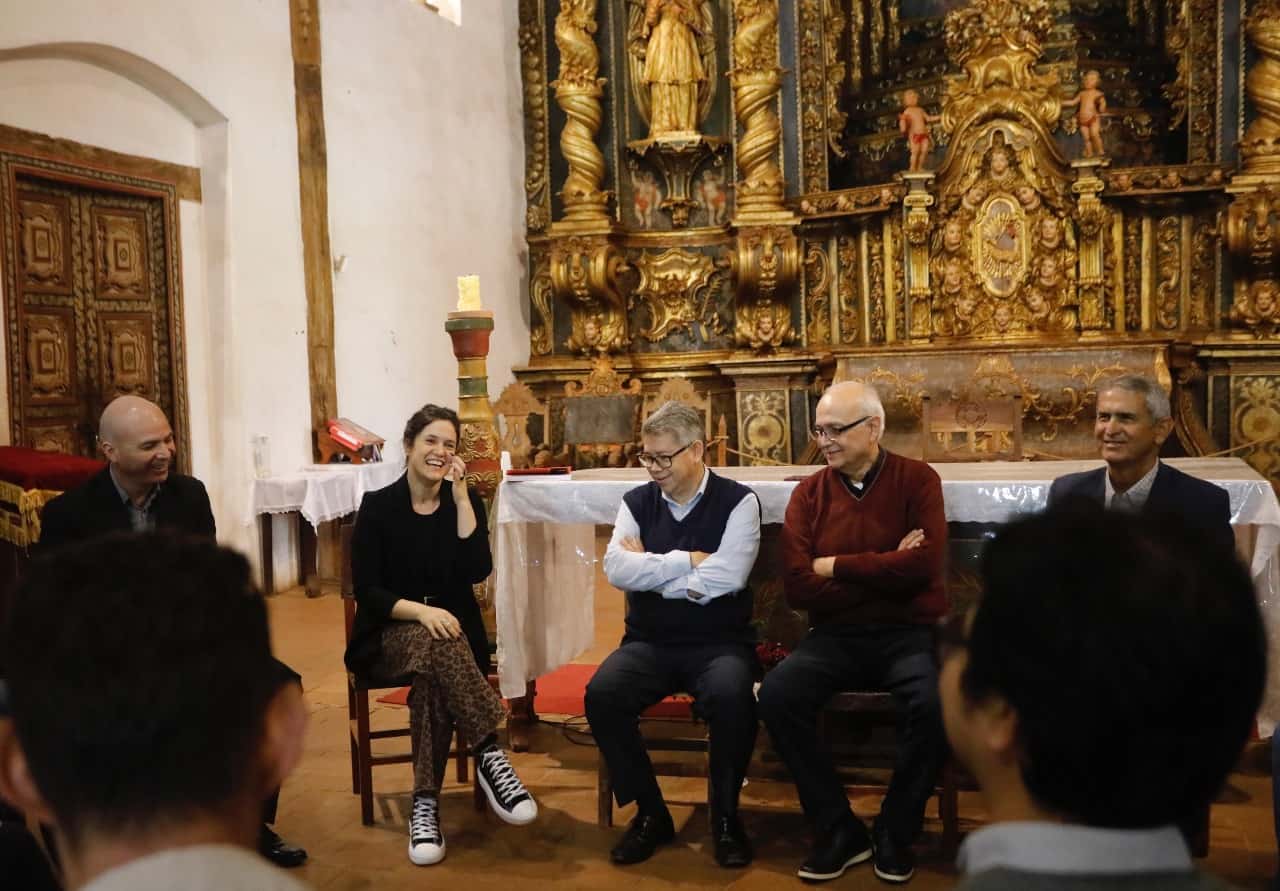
344,474,492,675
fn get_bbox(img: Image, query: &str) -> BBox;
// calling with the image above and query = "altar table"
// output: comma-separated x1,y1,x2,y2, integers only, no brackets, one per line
493,458,1280,730
247,462,401,593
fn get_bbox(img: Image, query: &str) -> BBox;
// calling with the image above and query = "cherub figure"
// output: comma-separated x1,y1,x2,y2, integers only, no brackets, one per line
1063,70,1107,158
1016,185,1041,212
1037,216,1062,251
697,168,728,226
631,167,661,228
1035,256,1061,291
942,219,964,254
898,89,941,172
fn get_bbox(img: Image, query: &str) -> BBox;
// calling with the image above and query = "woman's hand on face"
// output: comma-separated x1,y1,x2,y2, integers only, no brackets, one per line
449,455,469,497
418,604,463,640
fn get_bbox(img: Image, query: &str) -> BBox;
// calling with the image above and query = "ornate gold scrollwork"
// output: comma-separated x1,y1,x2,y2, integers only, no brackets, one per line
731,0,788,221
1072,160,1110,333
736,388,790,463
938,0,1061,148
519,0,551,232
797,0,846,194
1225,188,1280,338
732,226,798,351
837,234,860,344
902,172,934,340
551,0,611,224
564,355,644,398
550,235,629,354
803,239,833,347
630,247,727,342
530,246,555,356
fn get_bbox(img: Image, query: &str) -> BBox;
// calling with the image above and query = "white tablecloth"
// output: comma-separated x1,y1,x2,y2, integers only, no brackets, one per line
494,459,1280,730
247,462,403,527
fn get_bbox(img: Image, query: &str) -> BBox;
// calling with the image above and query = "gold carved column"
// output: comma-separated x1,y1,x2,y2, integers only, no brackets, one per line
730,0,799,355
548,0,627,355
1227,0,1280,338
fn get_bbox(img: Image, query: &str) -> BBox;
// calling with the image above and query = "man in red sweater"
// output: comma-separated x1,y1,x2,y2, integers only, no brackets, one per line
759,381,948,885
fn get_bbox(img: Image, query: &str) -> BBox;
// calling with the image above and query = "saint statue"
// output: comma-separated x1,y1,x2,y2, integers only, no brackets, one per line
630,0,715,138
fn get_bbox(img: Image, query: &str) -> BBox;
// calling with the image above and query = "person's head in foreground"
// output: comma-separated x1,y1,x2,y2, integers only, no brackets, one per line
0,533,307,890
941,505,1265,887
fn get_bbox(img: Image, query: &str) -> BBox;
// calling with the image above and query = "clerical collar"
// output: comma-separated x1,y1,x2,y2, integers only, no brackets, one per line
839,447,886,500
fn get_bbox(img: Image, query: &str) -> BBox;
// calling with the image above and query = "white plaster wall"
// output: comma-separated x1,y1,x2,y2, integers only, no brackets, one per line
324,0,529,466
0,3,312,579
0,57,199,166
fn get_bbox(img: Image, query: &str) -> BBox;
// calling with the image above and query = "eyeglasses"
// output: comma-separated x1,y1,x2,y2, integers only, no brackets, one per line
810,416,872,441
935,610,971,663
637,441,694,470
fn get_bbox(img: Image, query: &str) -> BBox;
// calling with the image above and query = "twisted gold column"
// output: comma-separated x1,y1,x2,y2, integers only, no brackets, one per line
731,0,787,221
551,0,609,224
1245,0,1280,175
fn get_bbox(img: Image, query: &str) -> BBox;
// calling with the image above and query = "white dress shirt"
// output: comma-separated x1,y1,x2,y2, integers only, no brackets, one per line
603,468,761,605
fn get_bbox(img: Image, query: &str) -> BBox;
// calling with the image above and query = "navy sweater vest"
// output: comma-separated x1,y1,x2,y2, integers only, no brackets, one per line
620,471,758,645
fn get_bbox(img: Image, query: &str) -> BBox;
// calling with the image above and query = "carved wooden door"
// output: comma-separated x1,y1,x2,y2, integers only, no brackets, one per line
7,169,183,458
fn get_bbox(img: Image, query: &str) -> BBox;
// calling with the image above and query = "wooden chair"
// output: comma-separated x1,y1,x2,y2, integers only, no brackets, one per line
643,377,729,466
341,522,483,825
818,692,961,853
594,694,711,828
492,381,548,470
561,356,644,469
922,394,1023,462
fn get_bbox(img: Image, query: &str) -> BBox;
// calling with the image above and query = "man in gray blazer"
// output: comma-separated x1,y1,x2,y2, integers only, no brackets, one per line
941,507,1262,890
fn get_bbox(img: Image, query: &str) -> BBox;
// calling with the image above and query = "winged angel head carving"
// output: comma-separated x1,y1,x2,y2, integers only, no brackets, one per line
627,0,718,138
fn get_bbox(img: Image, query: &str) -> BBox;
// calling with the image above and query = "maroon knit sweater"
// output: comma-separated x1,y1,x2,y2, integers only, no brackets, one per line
781,450,948,627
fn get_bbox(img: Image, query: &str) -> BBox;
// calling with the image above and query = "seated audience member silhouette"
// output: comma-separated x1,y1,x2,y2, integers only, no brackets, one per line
0,533,311,891
942,506,1264,890
345,404,535,867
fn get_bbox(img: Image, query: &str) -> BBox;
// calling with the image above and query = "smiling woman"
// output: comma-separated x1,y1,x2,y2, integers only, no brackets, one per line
344,402,537,867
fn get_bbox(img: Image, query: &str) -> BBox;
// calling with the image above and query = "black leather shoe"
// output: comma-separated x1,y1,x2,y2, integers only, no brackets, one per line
610,812,676,865
872,826,915,883
259,825,308,868
797,814,872,882
712,815,753,868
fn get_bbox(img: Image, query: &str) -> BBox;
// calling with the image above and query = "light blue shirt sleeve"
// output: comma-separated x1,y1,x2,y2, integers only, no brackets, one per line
603,500,692,592
660,492,762,605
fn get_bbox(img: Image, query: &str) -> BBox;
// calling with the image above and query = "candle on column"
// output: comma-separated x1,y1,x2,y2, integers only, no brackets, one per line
456,274,482,311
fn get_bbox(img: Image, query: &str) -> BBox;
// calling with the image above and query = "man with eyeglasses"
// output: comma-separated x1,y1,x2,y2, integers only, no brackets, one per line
759,381,948,884
585,401,762,869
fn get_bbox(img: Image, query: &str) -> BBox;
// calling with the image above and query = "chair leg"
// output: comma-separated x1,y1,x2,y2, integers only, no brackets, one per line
355,689,375,826
456,727,469,783
347,681,360,795
597,758,614,828
939,759,960,854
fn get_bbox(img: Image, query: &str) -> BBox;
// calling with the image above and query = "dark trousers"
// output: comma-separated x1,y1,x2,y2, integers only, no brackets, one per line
758,624,945,844
585,640,758,818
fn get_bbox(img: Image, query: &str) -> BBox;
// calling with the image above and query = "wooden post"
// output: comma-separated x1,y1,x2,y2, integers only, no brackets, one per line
290,0,339,456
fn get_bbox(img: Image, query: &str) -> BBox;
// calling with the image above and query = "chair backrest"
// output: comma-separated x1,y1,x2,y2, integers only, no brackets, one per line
921,394,1023,462
562,356,643,468
642,377,729,466
341,521,356,646
492,381,548,469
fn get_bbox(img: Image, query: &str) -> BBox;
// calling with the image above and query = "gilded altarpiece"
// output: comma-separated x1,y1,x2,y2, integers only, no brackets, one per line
517,0,1280,481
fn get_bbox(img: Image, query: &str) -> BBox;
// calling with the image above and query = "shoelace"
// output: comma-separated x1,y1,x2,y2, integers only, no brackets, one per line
479,749,528,803
410,796,440,843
